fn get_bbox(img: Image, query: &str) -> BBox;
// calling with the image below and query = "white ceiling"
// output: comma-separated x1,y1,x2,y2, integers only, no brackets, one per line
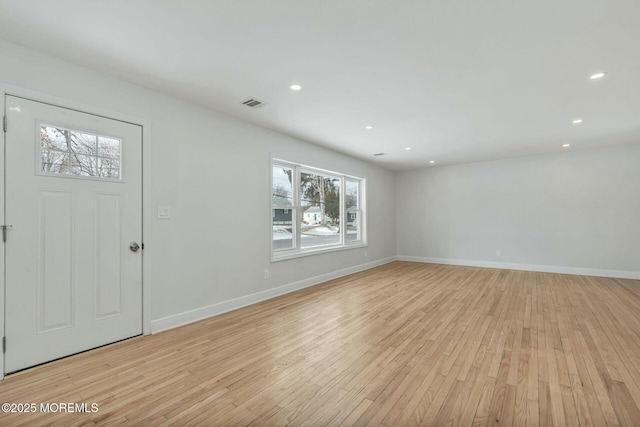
0,0,639,170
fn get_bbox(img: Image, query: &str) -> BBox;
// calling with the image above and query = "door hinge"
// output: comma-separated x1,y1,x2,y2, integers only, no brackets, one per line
2,336,5,354
141,243,144,250
3,115,6,133
1,225,12,242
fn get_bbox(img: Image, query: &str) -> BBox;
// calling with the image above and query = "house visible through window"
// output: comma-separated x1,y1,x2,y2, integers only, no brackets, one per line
272,159,366,260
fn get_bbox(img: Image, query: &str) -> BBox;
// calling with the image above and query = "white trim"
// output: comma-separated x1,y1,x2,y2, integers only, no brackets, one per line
151,256,397,334
271,154,369,182
272,242,368,262
397,255,640,280
141,119,152,336
0,91,6,380
339,176,346,244
0,83,153,379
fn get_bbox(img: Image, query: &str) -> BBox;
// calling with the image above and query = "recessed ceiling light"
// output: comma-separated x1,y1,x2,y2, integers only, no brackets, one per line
562,143,571,148
572,119,583,124
590,72,606,80
365,125,374,130
405,147,412,151
429,160,435,164
289,84,302,91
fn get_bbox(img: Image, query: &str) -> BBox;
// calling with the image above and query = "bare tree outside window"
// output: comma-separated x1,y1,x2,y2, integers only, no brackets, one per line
300,172,340,248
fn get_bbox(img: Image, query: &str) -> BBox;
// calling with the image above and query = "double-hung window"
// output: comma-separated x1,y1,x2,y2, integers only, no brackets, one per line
272,158,366,260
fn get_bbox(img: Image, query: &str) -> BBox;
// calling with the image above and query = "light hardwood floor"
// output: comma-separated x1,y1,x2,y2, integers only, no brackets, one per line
1,261,640,426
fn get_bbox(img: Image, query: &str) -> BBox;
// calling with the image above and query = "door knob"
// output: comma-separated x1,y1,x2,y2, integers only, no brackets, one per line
130,242,140,252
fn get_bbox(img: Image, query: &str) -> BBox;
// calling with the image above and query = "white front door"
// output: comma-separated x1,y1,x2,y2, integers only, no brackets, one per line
4,95,143,373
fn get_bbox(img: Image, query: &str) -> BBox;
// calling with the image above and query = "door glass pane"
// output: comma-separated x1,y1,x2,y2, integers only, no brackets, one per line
300,172,340,248
41,150,68,174
97,157,121,179
69,132,97,155
41,126,69,151
98,136,121,158
70,155,96,176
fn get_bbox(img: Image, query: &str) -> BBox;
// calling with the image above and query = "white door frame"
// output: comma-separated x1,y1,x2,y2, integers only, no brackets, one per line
0,83,153,380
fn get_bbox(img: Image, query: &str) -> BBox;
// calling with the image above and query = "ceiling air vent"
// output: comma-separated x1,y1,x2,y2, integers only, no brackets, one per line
373,153,386,157
241,97,267,108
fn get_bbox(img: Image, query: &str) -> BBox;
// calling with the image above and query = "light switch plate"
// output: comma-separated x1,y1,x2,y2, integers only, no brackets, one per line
158,206,172,219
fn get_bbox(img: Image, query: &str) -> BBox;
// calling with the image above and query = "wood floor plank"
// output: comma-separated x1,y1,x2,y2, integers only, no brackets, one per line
1,261,639,426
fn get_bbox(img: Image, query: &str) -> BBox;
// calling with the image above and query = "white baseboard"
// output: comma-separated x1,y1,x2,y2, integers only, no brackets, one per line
397,255,640,280
151,254,638,334
151,256,397,334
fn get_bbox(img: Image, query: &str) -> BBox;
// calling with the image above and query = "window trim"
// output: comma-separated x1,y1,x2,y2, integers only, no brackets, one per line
271,157,367,262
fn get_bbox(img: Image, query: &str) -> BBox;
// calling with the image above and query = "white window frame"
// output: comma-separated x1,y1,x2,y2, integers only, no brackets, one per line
271,158,367,262
344,177,363,244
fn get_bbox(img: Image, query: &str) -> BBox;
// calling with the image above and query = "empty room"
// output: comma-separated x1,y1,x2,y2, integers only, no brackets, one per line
0,0,639,425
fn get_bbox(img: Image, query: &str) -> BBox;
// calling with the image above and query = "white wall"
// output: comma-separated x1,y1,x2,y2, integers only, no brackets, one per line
396,144,640,278
0,40,396,331
4,34,637,339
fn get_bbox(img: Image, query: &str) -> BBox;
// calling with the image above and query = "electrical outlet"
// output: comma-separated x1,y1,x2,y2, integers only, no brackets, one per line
496,250,501,257
263,269,270,280
364,251,367,257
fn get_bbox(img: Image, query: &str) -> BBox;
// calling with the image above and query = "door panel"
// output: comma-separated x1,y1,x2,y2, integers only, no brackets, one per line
37,190,74,333
4,95,143,373
95,193,123,319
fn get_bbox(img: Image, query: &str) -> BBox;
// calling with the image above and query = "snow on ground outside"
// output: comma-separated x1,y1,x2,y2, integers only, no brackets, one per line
273,225,356,240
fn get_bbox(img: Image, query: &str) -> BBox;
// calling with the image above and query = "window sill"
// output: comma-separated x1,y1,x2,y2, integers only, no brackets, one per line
271,242,368,262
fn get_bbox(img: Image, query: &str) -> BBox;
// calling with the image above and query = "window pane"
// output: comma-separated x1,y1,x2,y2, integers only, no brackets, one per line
97,157,121,179
300,172,340,248
41,126,69,152
346,179,360,242
69,131,97,155
98,136,121,158
273,210,294,251
41,149,68,173
70,155,96,176
273,166,294,251
272,166,293,206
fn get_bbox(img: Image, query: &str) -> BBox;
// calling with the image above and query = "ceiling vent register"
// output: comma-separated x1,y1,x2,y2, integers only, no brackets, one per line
241,97,267,108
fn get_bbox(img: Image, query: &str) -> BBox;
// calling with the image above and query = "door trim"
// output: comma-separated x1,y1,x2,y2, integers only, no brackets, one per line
0,83,153,379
